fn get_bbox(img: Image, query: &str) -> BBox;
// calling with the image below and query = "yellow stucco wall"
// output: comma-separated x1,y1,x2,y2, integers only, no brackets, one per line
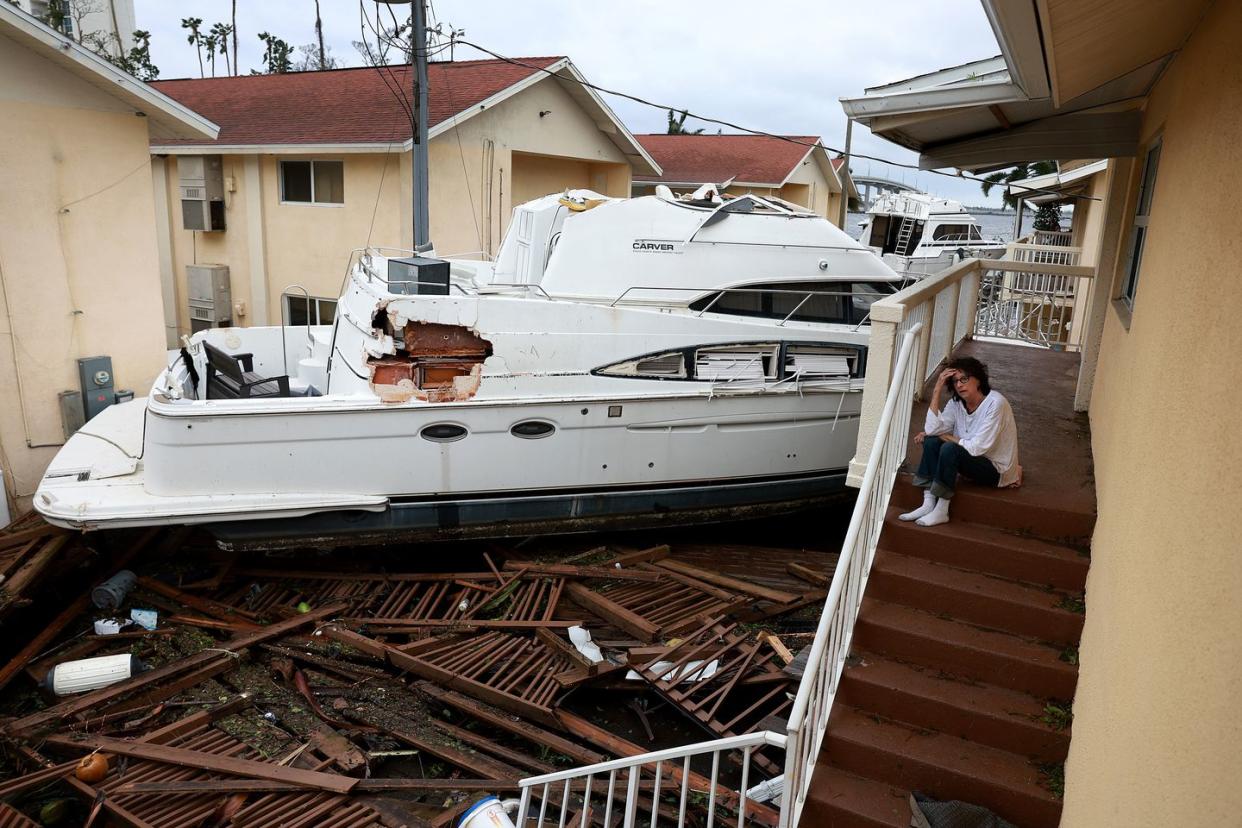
0,34,170,510
159,73,633,329
1063,2,1242,824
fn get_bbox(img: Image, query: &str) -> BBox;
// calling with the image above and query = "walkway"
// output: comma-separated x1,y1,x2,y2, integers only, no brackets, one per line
802,340,1096,826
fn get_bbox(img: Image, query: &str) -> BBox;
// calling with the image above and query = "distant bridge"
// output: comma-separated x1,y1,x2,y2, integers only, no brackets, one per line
850,174,922,208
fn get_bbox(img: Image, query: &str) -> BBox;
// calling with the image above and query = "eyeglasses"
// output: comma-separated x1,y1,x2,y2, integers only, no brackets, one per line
953,375,973,385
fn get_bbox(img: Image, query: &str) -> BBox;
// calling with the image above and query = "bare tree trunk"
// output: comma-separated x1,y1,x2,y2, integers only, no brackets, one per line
314,0,326,69
231,0,238,75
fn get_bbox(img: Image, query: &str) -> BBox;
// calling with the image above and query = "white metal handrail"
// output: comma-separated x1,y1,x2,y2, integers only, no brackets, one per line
780,323,924,827
516,731,787,828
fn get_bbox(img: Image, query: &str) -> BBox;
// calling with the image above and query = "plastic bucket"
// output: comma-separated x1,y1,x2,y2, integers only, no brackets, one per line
457,796,516,828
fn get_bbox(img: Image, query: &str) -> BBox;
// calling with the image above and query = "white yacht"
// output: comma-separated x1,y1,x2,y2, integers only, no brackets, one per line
34,189,901,546
859,191,1006,279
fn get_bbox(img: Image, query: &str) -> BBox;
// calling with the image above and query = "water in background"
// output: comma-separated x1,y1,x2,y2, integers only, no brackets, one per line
846,211,1035,243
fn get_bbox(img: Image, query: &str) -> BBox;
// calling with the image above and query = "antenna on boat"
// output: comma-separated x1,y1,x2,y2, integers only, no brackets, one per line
377,0,431,251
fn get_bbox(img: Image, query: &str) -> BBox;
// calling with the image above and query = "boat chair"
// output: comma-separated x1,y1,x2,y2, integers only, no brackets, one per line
203,342,291,400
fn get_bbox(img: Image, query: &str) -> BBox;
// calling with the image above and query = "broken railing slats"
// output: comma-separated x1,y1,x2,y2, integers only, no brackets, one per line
0,759,77,799
563,582,660,643
41,734,358,794
604,544,671,567
0,593,92,692
137,576,262,626
344,710,523,782
6,602,347,735
414,682,606,766
350,618,582,632
501,562,663,582
0,523,65,551
109,778,516,795
654,559,801,604
785,561,831,588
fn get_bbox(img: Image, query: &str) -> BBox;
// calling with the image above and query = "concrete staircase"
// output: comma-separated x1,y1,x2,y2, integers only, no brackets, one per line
801,474,1092,827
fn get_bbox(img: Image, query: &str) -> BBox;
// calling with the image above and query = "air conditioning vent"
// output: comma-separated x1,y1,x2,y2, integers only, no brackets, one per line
177,155,226,232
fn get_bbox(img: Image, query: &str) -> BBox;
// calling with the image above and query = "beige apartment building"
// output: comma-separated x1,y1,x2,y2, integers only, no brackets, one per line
148,60,659,341
0,4,217,515
841,0,1242,823
631,134,854,225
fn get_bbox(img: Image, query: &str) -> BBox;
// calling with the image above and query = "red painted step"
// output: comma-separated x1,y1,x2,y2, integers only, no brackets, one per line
882,506,1090,591
892,476,1095,541
867,549,1084,645
824,705,1062,828
801,764,911,827
853,599,1078,699
838,650,1071,763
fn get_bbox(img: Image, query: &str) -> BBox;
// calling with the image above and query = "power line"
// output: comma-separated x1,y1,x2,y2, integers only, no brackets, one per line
451,38,1095,203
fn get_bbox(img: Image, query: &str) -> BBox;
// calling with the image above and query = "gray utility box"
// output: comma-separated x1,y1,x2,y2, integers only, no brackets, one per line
388,256,450,296
187,264,231,333
77,356,115,422
178,155,226,232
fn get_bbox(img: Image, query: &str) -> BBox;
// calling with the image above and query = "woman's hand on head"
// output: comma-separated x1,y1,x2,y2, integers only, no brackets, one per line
938,368,958,386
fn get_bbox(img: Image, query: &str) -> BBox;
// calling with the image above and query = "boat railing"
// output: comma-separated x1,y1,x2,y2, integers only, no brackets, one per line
278,285,316,376
515,731,788,828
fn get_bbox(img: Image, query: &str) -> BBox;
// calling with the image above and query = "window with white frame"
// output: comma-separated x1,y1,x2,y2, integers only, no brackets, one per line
1120,140,1161,310
280,160,344,204
284,294,337,326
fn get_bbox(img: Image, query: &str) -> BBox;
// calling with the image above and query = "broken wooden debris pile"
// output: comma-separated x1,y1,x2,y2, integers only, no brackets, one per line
0,528,833,827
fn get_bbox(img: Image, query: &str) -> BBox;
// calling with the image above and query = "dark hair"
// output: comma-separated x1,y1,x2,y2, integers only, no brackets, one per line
947,356,991,398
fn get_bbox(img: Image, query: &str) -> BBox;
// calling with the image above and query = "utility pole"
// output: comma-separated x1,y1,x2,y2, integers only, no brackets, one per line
411,0,430,250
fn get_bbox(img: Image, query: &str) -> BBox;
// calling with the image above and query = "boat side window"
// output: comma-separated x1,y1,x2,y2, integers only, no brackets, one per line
785,345,857,379
596,351,687,379
969,225,983,241
850,282,899,325
688,281,850,324
932,224,972,242
694,344,779,382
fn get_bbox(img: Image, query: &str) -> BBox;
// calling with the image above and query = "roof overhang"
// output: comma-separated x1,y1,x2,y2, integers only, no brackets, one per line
840,0,1206,172
428,58,660,176
1007,158,1108,205
0,3,218,141
151,142,402,156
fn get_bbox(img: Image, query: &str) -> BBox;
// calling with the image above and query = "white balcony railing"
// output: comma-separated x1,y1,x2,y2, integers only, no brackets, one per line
779,323,925,827
515,731,788,828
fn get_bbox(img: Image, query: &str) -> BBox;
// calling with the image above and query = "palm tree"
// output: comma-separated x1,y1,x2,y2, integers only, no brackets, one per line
181,17,204,78
666,110,705,135
210,22,234,76
980,161,1057,209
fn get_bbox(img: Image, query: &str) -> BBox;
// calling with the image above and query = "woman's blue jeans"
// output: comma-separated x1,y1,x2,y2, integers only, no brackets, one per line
914,435,999,498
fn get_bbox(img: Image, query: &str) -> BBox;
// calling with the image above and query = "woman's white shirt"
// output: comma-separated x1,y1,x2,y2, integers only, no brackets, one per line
924,391,1020,487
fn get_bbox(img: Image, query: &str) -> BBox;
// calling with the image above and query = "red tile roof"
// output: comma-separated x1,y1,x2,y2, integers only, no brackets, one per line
633,134,823,185
149,58,565,147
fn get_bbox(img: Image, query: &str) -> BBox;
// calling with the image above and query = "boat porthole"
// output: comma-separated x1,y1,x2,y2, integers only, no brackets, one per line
420,423,468,443
511,421,555,439
648,462,654,468
581,408,589,415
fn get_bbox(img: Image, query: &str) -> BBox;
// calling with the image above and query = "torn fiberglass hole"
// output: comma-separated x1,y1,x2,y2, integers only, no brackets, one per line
368,319,494,404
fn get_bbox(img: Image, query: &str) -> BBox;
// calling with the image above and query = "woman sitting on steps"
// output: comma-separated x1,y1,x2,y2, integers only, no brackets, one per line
901,356,1022,527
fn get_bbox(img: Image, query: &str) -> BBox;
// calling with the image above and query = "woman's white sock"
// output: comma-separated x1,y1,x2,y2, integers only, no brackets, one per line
899,490,937,521
916,497,951,527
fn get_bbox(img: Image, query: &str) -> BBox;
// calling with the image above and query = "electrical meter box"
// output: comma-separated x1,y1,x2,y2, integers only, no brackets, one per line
77,356,115,422
387,256,450,296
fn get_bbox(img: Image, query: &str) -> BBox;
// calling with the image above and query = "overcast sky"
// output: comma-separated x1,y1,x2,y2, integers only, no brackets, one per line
133,0,1003,206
